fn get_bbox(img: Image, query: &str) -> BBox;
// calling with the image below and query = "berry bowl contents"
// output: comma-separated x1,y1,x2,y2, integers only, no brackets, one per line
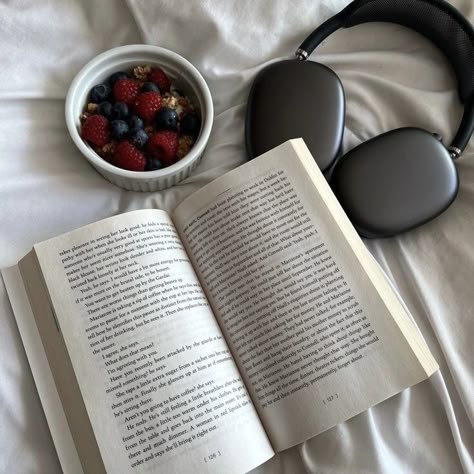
79,65,200,171
66,45,213,191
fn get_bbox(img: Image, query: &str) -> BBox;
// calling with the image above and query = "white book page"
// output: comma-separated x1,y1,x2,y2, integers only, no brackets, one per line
33,209,273,474
172,140,437,451
2,265,84,474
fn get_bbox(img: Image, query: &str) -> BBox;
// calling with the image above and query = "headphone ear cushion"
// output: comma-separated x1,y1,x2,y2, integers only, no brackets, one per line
330,128,458,238
246,60,344,172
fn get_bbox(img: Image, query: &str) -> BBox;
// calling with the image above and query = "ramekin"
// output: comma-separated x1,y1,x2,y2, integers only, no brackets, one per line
65,45,213,191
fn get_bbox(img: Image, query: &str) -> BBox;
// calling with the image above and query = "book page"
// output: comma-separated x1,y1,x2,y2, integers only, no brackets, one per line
32,209,273,474
2,265,84,474
172,140,438,452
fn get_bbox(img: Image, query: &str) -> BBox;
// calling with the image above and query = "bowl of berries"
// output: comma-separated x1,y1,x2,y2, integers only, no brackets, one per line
65,44,213,191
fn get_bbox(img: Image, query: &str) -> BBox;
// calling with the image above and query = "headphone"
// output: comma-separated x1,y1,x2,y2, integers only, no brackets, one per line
246,0,474,238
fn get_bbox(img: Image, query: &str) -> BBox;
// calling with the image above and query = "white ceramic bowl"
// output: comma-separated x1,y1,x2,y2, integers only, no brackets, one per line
65,45,213,192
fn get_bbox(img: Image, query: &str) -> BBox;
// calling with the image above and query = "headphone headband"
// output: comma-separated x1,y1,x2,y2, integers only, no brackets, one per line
296,0,474,156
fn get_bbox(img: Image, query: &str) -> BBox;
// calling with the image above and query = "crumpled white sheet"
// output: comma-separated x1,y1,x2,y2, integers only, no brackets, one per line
0,0,472,472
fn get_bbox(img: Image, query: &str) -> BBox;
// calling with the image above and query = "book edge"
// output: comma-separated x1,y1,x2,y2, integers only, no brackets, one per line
2,264,84,474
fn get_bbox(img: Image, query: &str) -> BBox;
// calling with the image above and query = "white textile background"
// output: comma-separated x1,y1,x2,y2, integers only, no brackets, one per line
0,0,472,472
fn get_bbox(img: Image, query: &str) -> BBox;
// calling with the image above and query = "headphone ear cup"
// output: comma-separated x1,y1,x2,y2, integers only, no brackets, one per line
246,60,344,172
330,128,458,238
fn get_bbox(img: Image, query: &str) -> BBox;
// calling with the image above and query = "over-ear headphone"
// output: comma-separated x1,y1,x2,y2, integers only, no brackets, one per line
246,0,474,238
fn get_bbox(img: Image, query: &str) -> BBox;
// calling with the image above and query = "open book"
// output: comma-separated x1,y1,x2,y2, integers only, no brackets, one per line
2,139,438,474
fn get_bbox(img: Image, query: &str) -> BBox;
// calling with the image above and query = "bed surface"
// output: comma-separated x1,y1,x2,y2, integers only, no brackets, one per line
0,0,473,472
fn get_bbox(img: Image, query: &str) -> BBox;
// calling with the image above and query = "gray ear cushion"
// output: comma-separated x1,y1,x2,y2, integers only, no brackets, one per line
330,128,459,238
246,60,344,172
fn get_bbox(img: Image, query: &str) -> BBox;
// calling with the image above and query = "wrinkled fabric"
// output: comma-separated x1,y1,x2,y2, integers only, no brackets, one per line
0,0,473,472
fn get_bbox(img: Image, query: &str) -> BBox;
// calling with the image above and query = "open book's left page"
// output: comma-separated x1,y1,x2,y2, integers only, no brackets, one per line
27,209,273,474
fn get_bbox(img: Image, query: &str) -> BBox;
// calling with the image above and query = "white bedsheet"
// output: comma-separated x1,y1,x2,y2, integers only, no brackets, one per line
0,0,473,472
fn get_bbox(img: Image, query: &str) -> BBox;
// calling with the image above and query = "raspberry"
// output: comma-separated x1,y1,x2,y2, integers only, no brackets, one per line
113,141,146,171
113,79,140,106
149,67,171,93
81,115,109,147
147,131,178,166
134,92,162,123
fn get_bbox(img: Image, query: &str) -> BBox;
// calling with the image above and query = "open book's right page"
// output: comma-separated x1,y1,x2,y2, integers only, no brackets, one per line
172,139,438,452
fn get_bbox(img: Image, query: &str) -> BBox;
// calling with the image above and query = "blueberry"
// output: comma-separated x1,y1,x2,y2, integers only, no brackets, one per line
108,71,129,85
97,101,113,119
128,115,144,130
142,82,160,93
155,107,178,131
130,128,149,148
111,101,129,120
146,157,163,171
110,120,129,140
180,113,201,138
90,83,111,103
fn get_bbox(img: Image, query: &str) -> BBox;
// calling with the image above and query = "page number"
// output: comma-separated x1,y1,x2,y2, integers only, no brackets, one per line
204,451,222,463
322,393,339,405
